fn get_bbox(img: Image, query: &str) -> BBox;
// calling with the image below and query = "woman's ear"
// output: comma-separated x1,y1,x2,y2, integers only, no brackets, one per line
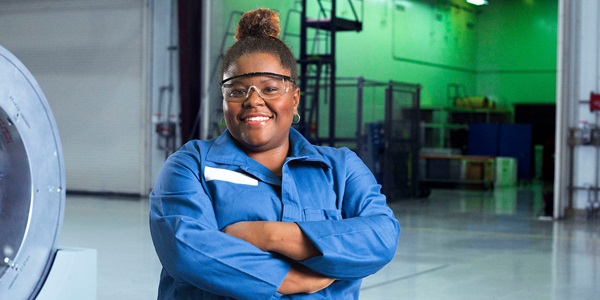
293,87,300,109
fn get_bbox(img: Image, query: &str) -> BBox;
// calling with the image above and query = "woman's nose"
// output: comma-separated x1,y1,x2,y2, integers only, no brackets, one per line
244,86,265,106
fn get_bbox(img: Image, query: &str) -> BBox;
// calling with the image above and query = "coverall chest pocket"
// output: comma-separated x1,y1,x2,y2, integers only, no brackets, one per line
303,209,342,221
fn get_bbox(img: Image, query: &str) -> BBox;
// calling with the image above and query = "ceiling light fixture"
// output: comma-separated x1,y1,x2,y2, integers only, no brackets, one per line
466,0,488,5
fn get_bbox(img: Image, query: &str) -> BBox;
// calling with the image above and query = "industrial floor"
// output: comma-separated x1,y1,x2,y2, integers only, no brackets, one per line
58,183,600,300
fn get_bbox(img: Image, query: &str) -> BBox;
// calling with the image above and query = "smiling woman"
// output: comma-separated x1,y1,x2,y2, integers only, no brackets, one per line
149,8,400,300
222,51,299,159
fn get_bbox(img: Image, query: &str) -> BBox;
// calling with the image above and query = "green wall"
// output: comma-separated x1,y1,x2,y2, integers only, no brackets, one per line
336,0,479,107
475,0,557,105
217,0,557,114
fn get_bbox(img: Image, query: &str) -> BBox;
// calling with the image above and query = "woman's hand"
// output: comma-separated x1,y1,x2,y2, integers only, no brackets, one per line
223,221,321,261
224,221,334,294
277,264,335,295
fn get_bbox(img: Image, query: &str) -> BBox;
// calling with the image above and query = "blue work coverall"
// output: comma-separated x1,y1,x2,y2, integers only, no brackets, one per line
149,128,400,299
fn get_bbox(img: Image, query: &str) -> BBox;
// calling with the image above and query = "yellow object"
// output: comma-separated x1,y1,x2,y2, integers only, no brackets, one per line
454,96,495,109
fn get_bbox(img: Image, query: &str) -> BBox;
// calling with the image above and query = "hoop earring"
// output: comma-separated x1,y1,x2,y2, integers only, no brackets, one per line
292,113,301,124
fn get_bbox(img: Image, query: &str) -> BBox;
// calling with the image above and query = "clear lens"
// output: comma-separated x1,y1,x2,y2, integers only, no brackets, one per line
222,75,290,102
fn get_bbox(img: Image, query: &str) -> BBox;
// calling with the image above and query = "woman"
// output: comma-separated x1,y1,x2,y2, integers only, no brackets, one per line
149,8,400,299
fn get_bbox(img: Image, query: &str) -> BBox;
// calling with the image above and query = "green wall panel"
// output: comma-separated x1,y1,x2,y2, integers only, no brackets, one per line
335,0,478,107
476,0,558,70
475,0,558,105
391,1,477,71
477,72,556,104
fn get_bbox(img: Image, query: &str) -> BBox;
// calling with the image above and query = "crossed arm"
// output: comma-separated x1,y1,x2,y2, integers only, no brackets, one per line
152,147,399,297
223,221,335,294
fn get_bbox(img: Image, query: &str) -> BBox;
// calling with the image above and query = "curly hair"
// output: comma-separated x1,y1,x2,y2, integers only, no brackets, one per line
220,8,298,82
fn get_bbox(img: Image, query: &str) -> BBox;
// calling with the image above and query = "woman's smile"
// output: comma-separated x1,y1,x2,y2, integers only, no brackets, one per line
242,113,272,124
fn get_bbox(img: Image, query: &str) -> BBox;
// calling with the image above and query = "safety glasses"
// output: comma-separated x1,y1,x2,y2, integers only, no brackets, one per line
220,72,295,102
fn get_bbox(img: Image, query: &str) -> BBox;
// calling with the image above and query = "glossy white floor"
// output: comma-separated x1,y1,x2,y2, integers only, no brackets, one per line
58,183,600,299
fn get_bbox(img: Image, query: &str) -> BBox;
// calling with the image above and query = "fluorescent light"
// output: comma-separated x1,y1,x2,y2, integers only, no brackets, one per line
467,0,488,5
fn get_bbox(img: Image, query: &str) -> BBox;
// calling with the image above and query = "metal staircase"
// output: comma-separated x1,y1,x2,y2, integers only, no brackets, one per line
296,0,364,146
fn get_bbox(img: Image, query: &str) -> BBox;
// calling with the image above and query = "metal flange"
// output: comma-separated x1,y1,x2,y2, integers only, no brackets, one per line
0,45,65,299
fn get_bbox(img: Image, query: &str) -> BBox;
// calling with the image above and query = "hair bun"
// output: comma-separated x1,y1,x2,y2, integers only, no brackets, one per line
235,8,281,41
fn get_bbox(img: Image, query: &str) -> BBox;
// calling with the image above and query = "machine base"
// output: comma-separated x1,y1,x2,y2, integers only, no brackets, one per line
35,248,97,300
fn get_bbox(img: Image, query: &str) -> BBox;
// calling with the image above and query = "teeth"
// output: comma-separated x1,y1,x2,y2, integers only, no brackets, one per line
246,116,270,122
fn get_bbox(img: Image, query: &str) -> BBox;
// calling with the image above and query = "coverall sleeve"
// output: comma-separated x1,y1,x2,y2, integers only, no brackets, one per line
295,150,400,280
149,146,291,299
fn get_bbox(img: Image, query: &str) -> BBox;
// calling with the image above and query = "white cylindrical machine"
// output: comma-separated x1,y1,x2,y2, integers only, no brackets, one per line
0,45,65,299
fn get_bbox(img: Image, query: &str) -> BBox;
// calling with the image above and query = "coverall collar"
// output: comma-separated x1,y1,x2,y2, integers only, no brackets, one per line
205,128,332,172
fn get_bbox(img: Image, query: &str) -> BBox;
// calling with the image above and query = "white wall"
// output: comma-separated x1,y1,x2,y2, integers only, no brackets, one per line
556,0,600,216
0,0,170,195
